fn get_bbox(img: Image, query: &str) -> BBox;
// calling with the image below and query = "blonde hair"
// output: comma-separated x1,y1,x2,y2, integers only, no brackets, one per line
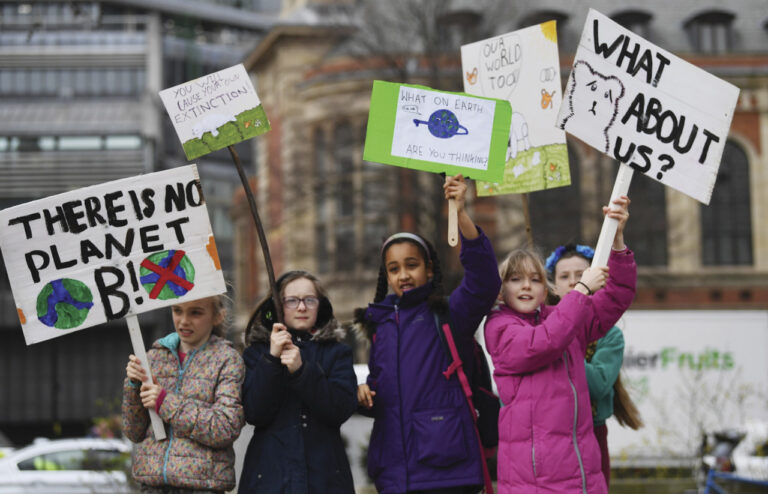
208,294,231,337
499,248,554,295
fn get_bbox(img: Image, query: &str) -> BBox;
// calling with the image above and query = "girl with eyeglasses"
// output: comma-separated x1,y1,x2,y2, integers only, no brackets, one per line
239,270,357,494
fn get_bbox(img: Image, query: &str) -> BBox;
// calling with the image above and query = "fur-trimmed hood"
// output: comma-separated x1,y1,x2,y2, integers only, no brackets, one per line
245,318,346,346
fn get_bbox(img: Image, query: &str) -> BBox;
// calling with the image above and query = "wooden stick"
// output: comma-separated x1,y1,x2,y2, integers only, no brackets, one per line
521,193,533,249
126,315,166,440
228,145,282,322
591,163,634,268
448,198,458,246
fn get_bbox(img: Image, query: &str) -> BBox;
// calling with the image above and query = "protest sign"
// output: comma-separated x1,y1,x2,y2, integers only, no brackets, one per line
159,64,270,160
558,9,739,205
462,21,571,196
364,81,511,183
0,165,226,345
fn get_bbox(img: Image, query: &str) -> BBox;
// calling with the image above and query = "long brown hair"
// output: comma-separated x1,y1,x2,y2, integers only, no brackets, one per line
612,374,644,430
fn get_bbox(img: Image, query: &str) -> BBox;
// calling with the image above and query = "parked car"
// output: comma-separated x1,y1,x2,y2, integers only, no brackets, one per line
0,437,135,493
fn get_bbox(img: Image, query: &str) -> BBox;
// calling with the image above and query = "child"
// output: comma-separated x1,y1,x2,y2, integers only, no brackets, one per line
484,196,636,494
547,242,643,488
122,295,245,493
239,270,357,494
356,174,501,494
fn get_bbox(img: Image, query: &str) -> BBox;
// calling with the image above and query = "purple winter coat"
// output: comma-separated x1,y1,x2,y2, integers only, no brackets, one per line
484,249,636,494
364,229,500,494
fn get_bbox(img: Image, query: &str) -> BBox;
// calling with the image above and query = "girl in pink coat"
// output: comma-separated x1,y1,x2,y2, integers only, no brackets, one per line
484,197,636,493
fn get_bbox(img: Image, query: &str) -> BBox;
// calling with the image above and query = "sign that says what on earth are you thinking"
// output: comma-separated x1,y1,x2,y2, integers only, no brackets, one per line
159,64,271,160
461,21,571,196
0,165,226,345
364,81,511,182
558,9,739,204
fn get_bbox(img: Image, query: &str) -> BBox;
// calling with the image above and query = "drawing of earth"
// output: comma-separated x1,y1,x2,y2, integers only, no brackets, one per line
36,278,94,329
140,250,196,300
414,109,469,138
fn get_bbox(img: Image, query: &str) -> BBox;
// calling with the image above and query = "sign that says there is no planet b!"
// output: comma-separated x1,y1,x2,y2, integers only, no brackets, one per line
0,165,226,345
159,64,271,160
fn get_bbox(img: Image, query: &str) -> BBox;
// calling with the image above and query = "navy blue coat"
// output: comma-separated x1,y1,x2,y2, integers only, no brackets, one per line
239,322,357,494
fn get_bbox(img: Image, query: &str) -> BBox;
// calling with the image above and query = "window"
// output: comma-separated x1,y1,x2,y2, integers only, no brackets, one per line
685,11,735,54
529,144,581,254
612,10,652,38
625,171,667,265
313,128,330,274
701,140,752,265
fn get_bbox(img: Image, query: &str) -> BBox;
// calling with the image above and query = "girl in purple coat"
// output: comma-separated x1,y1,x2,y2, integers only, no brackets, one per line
356,175,501,494
484,196,636,494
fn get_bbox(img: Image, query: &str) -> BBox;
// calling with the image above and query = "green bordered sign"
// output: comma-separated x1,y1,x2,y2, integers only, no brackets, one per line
159,63,271,160
364,81,511,182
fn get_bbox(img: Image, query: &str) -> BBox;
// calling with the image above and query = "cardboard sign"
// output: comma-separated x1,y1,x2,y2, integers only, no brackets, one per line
364,81,511,182
461,21,571,196
558,9,739,204
0,165,226,345
159,64,270,160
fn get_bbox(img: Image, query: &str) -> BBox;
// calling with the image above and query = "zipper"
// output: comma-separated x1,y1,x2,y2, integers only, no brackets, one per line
161,346,197,484
394,304,408,488
531,426,537,478
563,351,587,494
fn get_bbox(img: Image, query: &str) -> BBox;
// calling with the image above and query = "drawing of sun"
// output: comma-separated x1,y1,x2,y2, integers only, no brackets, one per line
541,21,557,43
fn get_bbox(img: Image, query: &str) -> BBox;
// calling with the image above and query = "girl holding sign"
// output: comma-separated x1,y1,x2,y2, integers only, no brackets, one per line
239,270,357,494
122,295,245,493
483,197,636,493
356,174,500,494
546,242,644,488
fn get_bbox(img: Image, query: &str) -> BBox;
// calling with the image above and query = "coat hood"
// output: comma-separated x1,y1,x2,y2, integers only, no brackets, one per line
245,316,346,346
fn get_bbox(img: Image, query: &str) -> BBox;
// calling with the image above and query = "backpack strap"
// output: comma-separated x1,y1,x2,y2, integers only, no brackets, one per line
433,313,495,494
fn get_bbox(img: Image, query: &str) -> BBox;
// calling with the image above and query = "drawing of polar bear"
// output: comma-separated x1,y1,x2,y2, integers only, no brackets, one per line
558,60,625,152
507,112,530,160
191,112,237,139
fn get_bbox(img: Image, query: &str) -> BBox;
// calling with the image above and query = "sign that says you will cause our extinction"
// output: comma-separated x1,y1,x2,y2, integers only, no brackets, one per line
0,165,225,345
159,63,271,160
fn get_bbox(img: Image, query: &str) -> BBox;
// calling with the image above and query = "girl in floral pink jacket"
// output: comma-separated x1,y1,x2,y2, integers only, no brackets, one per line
484,197,636,493
122,295,245,493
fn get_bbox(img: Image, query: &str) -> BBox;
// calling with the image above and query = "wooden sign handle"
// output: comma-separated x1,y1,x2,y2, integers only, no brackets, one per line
591,163,634,268
127,314,167,441
448,198,458,246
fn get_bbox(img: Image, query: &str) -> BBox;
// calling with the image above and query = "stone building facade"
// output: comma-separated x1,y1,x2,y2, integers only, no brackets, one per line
235,0,768,341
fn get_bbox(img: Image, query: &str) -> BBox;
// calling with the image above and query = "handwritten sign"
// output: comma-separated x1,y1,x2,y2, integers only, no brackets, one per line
0,165,225,345
462,21,571,196
557,9,739,204
159,64,270,160
364,81,511,182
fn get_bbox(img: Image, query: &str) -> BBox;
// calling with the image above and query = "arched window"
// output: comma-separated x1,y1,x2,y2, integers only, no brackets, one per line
529,144,581,254
333,122,355,272
701,140,753,265
685,10,735,54
625,171,667,266
313,127,330,274
612,10,653,39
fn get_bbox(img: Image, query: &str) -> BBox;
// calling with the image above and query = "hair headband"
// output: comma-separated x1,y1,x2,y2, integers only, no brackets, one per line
545,244,595,273
381,232,431,261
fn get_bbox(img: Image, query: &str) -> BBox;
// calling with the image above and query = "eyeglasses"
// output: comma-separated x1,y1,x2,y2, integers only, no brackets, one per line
283,296,320,310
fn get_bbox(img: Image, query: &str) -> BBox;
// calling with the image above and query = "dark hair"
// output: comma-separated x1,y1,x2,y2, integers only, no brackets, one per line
245,270,334,340
354,233,447,330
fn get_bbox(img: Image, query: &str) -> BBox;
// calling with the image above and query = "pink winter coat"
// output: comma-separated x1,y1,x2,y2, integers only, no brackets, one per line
484,249,636,493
